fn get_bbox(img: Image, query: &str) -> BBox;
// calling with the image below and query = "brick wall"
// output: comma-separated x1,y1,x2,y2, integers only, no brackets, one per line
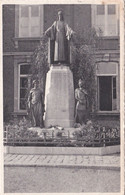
3,5,15,52
3,56,14,119
73,5,91,33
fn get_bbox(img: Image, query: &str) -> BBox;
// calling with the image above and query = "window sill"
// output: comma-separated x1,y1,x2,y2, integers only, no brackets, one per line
13,37,41,49
14,37,41,41
97,36,119,40
11,111,28,117
91,111,120,116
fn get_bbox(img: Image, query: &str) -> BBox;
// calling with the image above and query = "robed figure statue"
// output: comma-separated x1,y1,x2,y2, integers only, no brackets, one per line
27,80,44,128
75,79,88,125
45,10,74,64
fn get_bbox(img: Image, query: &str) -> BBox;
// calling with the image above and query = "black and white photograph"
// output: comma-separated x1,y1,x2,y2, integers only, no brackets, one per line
1,0,124,194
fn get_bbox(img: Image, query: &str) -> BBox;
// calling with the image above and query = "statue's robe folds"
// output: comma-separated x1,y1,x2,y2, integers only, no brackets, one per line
45,21,73,64
28,88,44,127
75,88,88,125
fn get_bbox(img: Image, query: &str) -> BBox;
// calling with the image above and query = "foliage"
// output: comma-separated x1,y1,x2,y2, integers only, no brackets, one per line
5,117,39,140
4,118,120,147
70,27,98,113
73,120,120,141
73,120,98,140
29,35,49,94
56,131,63,137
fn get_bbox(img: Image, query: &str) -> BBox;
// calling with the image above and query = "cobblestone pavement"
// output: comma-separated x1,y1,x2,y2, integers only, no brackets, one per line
4,154,120,170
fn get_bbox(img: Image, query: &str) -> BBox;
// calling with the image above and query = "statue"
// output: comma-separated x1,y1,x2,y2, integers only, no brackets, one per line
27,80,44,128
75,79,88,125
45,10,75,64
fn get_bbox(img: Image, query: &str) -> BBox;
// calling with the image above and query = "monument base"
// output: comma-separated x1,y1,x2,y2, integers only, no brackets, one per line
45,119,74,127
44,65,75,128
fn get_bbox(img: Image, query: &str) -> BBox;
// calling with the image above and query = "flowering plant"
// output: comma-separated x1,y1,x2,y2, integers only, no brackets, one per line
72,120,120,141
73,120,98,140
4,117,39,140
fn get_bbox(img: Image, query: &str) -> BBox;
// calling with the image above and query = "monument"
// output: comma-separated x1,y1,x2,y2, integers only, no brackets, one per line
44,10,75,127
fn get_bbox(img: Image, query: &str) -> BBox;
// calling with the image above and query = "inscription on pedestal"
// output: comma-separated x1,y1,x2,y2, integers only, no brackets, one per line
44,66,75,127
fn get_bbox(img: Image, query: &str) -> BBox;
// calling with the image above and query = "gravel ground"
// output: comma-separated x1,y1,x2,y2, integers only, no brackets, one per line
4,167,120,193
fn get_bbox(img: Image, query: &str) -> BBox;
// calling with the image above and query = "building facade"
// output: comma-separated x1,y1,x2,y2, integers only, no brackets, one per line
3,4,120,122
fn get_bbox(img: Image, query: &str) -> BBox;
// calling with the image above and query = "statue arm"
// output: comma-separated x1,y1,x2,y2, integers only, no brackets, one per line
40,91,45,113
45,21,56,40
27,91,32,109
75,89,83,102
45,27,52,37
75,88,88,104
75,89,80,101
65,23,75,40
82,89,88,95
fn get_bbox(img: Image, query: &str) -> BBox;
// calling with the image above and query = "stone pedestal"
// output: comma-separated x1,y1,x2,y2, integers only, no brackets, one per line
44,65,75,127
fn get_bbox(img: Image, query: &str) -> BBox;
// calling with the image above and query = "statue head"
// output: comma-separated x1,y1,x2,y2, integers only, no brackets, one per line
58,10,64,21
32,80,39,88
78,79,84,88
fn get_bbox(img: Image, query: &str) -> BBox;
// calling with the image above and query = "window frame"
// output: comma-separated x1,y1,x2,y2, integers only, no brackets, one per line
19,64,31,110
91,4,119,37
96,62,119,112
15,5,44,38
14,61,31,113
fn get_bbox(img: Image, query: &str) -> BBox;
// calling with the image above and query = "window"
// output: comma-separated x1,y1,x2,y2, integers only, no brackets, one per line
18,5,43,37
108,5,116,15
19,64,31,110
97,5,105,15
98,76,117,111
96,62,118,111
91,4,119,36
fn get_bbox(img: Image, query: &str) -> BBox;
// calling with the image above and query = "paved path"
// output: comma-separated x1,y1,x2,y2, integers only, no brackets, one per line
4,154,120,170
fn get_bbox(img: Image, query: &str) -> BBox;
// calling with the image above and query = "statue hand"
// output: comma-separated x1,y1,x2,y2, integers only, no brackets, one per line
44,29,51,37
70,31,76,42
27,102,31,109
41,32,47,38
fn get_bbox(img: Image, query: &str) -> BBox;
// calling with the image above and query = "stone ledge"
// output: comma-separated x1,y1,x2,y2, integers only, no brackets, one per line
4,145,120,156
4,163,120,171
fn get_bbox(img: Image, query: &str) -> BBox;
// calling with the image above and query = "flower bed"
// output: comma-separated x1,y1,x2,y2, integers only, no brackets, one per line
4,118,120,147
